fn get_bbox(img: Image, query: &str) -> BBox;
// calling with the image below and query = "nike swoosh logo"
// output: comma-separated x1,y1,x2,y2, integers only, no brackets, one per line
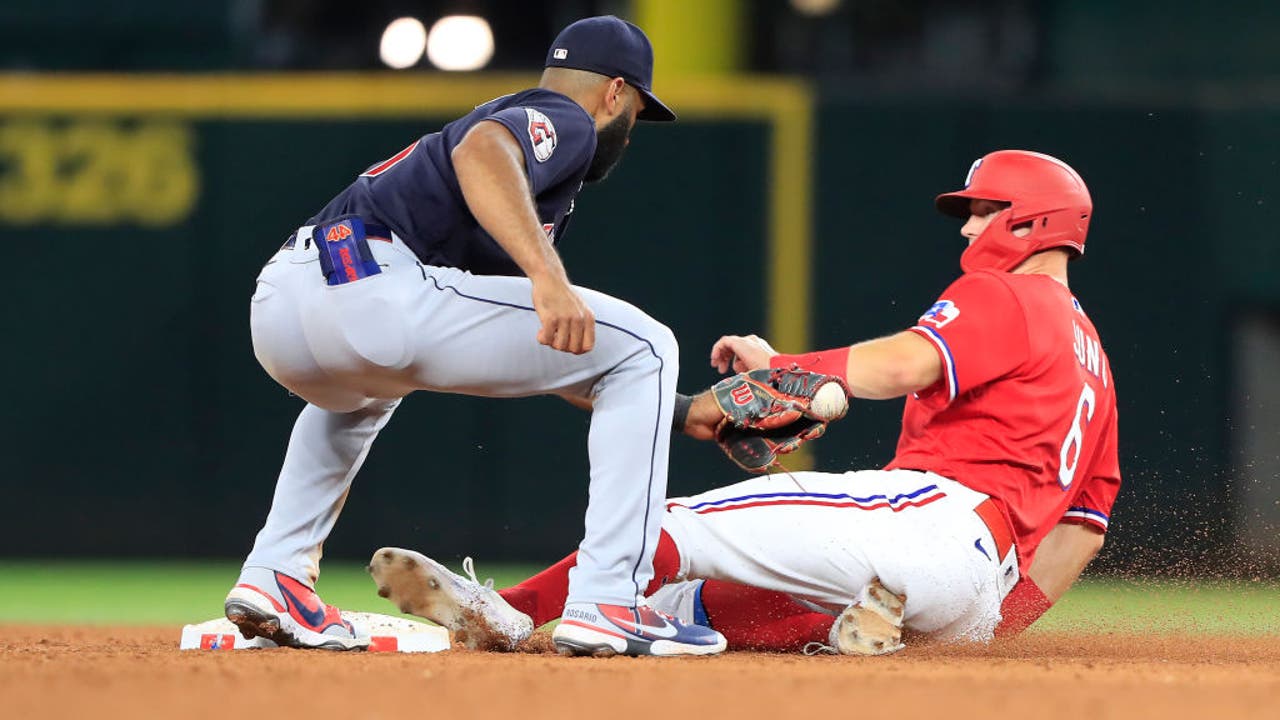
974,537,991,560
614,617,680,639
278,579,327,628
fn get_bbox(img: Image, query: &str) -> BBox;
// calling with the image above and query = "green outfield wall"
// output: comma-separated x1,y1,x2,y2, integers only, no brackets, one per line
1,74,1275,572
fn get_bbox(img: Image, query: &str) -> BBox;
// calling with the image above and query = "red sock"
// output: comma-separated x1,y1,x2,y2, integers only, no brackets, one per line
499,531,683,628
499,553,575,628
700,580,833,652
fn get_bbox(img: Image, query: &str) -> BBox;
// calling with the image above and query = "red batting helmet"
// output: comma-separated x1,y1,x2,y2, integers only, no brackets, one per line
935,150,1092,273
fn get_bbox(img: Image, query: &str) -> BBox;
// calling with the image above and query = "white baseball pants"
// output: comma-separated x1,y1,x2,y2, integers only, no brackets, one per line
661,469,1019,642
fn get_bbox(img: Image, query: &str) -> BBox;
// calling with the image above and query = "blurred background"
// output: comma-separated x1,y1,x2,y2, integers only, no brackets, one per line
1,0,1277,596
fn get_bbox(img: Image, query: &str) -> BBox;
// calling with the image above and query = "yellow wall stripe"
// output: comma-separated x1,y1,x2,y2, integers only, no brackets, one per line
635,0,744,74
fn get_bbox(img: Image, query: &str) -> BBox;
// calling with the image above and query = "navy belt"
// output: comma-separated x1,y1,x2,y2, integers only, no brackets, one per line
363,223,394,242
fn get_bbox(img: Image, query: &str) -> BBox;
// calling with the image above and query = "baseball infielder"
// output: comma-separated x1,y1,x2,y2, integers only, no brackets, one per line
367,150,1121,654
223,16,727,656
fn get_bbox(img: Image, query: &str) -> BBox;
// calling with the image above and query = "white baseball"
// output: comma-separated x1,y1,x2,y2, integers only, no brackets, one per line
810,382,849,421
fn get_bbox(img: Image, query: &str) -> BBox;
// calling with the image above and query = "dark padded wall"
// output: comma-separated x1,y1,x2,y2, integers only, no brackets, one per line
2,100,1274,570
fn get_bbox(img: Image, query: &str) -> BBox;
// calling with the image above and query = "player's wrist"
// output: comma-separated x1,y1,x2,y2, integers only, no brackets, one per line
526,262,570,287
768,347,852,389
671,393,693,434
677,392,722,441
515,237,568,282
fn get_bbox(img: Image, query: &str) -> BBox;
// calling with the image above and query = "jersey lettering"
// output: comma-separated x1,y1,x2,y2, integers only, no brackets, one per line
1057,384,1097,489
1072,322,1105,384
361,140,420,178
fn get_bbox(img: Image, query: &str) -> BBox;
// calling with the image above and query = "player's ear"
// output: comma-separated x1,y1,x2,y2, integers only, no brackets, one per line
606,77,627,113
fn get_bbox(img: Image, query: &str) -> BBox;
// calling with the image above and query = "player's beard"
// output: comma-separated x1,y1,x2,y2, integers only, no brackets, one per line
584,111,632,183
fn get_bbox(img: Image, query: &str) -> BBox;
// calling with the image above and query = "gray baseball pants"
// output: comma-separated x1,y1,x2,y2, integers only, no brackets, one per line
242,227,678,606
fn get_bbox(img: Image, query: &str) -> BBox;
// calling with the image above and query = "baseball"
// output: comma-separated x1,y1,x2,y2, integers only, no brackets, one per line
810,382,849,421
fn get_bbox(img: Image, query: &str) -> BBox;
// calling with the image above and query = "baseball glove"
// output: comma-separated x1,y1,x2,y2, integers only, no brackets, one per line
709,368,850,472
718,418,829,473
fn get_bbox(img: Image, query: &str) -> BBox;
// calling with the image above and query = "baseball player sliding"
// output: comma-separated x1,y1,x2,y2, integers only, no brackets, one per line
368,150,1121,655
224,16,737,657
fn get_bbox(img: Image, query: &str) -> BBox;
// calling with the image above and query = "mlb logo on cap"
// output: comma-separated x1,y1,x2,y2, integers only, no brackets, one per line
544,16,676,122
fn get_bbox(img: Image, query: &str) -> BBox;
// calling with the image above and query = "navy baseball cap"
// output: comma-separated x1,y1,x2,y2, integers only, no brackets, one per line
545,16,676,122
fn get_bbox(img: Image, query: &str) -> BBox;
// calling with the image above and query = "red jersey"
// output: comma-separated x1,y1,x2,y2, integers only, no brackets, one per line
885,270,1121,569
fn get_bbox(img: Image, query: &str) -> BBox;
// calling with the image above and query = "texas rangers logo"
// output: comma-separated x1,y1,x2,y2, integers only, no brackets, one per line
325,222,353,242
964,158,983,188
525,108,557,163
919,300,960,328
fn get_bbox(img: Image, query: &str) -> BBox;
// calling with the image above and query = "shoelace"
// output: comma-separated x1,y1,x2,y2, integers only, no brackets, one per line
802,641,837,655
461,556,495,590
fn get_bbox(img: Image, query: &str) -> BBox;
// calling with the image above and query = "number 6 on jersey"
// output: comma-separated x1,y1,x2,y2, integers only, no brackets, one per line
1058,384,1097,489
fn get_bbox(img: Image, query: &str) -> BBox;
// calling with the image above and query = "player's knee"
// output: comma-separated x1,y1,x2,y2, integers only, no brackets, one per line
613,317,678,385
606,306,678,376
651,321,678,360
645,320,679,378
289,382,372,414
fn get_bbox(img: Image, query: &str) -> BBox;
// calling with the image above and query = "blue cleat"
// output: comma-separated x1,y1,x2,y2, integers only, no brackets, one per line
553,598,726,657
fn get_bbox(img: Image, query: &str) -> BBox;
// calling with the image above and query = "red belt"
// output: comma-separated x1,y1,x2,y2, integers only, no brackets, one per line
974,498,1014,560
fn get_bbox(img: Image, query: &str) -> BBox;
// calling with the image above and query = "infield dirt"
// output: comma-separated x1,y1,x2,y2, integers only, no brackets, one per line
3,625,1277,720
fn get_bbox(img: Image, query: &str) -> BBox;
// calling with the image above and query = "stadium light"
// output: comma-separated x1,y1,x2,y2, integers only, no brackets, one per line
426,15,495,72
380,17,428,69
791,0,842,16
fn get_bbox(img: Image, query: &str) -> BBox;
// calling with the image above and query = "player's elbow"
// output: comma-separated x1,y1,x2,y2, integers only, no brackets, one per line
450,131,487,177
1086,530,1105,560
1072,525,1106,569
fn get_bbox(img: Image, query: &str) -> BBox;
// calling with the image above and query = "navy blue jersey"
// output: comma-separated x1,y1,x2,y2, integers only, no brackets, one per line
308,89,596,276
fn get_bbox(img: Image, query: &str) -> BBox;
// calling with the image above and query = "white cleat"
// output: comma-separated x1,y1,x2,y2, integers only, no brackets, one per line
828,578,907,656
367,547,533,651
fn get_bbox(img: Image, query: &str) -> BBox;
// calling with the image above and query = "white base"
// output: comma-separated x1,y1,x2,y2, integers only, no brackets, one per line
180,611,450,653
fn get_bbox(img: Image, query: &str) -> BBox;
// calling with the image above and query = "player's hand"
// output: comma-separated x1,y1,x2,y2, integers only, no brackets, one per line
532,276,595,354
710,334,777,374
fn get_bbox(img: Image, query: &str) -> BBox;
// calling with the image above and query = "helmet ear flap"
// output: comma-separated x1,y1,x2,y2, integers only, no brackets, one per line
960,208,1031,273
